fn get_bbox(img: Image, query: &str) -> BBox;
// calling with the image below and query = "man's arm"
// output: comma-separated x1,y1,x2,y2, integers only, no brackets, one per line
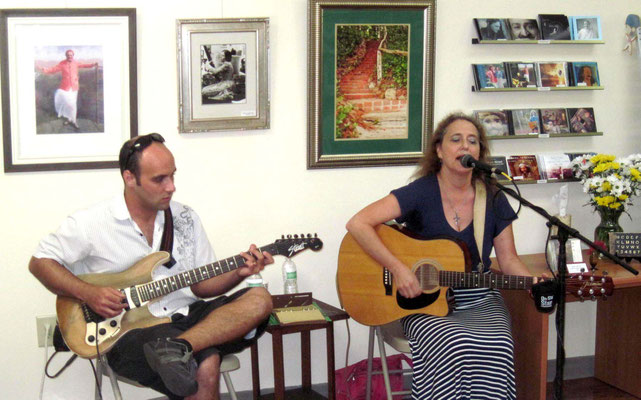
29,257,125,318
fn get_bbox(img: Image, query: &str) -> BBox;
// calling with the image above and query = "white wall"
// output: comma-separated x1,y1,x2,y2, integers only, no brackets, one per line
1,0,640,398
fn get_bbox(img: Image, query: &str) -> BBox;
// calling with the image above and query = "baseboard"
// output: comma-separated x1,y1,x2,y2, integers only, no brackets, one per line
546,356,595,382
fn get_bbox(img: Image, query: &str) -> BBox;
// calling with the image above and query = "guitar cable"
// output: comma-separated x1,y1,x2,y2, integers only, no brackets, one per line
91,322,105,400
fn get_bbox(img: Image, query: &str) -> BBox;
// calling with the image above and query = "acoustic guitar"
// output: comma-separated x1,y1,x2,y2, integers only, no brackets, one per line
57,234,323,358
337,224,613,326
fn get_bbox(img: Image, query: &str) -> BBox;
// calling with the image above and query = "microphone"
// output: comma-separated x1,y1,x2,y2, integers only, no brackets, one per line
460,154,501,175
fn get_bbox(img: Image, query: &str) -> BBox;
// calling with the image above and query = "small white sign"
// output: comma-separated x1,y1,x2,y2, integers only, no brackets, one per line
567,262,588,274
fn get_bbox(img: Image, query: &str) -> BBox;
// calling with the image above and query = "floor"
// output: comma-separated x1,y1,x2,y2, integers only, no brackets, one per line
545,377,639,400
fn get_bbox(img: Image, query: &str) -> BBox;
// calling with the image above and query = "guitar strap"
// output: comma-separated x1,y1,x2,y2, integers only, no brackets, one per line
473,181,487,273
161,208,177,268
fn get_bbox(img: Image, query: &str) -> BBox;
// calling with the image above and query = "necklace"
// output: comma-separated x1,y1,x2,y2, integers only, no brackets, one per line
441,188,467,231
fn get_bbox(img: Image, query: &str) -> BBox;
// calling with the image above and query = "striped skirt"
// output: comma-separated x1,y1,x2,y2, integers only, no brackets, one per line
401,288,516,400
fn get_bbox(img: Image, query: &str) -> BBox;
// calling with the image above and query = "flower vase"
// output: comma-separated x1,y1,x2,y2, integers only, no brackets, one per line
594,207,624,250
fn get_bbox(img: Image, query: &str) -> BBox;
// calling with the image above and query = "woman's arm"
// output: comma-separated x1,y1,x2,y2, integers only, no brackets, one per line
346,194,423,298
493,224,534,276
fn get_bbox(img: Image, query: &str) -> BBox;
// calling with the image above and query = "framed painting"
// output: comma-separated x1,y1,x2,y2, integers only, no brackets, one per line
307,0,435,169
177,18,269,133
1,8,137,172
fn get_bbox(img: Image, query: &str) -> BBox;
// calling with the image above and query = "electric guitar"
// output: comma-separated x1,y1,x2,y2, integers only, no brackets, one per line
56,234,323,358
337,225,614,326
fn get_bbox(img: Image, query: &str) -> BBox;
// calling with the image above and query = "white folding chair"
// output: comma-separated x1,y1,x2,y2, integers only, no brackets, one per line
95,353,240,400
365,321,412,400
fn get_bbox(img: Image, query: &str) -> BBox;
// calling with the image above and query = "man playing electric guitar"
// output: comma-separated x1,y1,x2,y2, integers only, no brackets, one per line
29,133,274,399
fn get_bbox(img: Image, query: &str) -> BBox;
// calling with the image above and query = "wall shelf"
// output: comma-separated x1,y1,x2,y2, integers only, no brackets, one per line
473,86,604,92
472,38,605,45
497,178,579,185
488,132,602,140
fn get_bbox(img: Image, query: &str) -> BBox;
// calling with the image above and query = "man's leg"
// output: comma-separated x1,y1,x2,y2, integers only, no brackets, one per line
180,287,272,352
144,287,272,397
186,353,221,400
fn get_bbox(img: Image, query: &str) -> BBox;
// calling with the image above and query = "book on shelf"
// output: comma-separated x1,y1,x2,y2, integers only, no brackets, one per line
474,18,512,40
537,153,573,180
569,62,600,87
507,18,541,40
536,61,569,87
505,62,538,88
539,14,571,40
567,107,597,133
270,292,327,325
507,155,541,181
472,63,509,90
474,109,511,136
487,156,510,176
510,108,541,135
540,108,570,134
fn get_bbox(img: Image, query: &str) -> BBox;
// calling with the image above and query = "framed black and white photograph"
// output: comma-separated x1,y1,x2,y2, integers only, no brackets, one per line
1,8,137,172
473,63,508,89
540,108,570,134
568,107,597,133
474,18,511,41
510,108,541,135
570,62,600,86
474,110,511,136
537,61,568,87
507,18,541,40
505,62,537,87
177,18,269,132
539,14,571,40
571,16,602,41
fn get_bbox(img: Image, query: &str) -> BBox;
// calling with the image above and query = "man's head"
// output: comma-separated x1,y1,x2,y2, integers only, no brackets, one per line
119,134,176,211
65,49,75,61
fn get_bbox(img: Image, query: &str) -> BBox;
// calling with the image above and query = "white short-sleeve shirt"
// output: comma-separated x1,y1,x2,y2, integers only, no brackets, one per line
33,196,217,317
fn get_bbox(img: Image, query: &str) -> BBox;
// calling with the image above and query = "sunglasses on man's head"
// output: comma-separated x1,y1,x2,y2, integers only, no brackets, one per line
124,133,165,169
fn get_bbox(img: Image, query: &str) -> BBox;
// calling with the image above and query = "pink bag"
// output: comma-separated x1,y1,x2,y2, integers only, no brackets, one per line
335,353,412,400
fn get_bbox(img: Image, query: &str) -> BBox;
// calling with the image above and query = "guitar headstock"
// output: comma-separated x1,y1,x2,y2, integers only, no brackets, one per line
273,234,323,258
566,272,614,300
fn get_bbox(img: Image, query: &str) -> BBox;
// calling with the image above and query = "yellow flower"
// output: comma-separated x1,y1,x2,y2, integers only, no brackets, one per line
590,154,616,164
619,194,629,201
593,162,620,173
601,181,612,192
610,202,622,209
631,168,641,181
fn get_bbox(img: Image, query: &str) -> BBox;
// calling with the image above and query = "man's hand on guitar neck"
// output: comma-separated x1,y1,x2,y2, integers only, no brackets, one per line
81,286,127,318
237,244,274,278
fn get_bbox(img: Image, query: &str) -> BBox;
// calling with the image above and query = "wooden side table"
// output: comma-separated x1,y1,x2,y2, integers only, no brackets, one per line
250,298,349,400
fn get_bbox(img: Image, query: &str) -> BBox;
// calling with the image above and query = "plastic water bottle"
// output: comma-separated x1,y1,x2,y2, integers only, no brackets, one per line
246,273,264,288
282,258,298,294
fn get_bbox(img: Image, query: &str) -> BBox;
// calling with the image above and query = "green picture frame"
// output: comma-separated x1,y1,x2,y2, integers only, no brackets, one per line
307,0,435,169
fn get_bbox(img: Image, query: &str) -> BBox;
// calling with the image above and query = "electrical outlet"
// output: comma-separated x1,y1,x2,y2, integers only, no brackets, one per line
36,315,57,347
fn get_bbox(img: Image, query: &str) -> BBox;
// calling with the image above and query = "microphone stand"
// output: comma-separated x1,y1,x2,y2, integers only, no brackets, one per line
488,177,637,400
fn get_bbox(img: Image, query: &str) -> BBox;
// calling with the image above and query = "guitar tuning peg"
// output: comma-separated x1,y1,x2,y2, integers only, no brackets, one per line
591,295,596,301
300,233,305,238
281,235,285,239
589,276,595,282
307,233,311,238
294,234,299,239
287,234,292,239
579,296,585,302
602,270,608,276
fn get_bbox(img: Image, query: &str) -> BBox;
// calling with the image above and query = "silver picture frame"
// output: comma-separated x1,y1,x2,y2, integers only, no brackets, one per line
177,18,269,133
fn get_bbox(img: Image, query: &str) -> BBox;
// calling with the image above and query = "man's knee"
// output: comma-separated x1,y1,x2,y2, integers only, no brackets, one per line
244,287,273,318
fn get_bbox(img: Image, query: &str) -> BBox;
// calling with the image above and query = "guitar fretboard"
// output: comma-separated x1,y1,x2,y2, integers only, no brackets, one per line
438,271,535,290
136,243,278,302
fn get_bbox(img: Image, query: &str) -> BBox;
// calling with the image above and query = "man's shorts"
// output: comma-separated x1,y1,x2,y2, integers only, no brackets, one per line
107,287,268,399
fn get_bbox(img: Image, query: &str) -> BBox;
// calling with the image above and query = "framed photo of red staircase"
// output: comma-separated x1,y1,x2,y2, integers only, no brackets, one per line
307,0,436,169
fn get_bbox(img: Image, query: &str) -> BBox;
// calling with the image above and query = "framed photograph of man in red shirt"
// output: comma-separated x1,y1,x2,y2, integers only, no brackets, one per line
1,8,137,172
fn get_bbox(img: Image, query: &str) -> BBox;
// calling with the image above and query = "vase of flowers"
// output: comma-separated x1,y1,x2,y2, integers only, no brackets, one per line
570,153,641,249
